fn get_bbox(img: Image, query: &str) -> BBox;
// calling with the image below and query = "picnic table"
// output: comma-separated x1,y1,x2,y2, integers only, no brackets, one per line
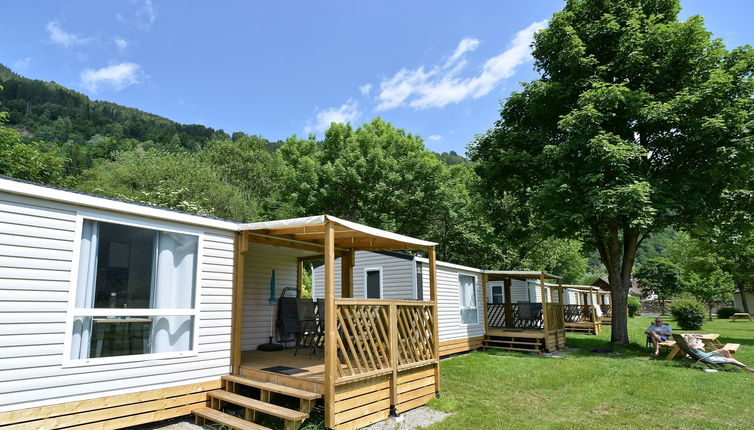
731,313,753,322
662,333,739,360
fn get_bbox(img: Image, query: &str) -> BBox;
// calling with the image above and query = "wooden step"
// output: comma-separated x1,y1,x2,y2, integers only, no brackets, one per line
192,407,270,430
483,345,542,352
223,374,321,400
209,390,309,422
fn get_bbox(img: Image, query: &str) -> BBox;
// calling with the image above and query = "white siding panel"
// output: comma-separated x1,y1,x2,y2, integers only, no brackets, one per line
241,243,299,350
425,265,484,342
0,191,235,414
312,251,415,299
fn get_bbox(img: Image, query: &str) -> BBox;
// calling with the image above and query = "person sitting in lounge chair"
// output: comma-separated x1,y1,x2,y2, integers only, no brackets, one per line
646,317,672,356
683,334,754,373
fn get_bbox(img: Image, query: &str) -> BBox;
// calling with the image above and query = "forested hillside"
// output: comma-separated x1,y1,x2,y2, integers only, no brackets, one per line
0,64,591,281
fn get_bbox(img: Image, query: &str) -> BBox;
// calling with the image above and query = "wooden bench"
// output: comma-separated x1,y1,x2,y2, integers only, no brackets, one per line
659,340,679,359
723,343,740,354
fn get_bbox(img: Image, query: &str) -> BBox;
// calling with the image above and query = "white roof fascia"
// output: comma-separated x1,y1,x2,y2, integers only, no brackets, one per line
415,257,483,273
0,177,239,231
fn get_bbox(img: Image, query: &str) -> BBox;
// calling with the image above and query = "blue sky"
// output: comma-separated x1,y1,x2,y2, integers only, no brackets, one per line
2,1,753,155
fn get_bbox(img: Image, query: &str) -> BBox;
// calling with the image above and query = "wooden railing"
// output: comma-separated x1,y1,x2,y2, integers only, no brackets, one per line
600,304,611,317
564,305,594,322
486,303,544,329
333,299,436,382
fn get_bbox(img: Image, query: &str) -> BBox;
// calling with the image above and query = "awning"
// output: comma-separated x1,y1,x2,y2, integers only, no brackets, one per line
239,214,437,251
484,270,563,281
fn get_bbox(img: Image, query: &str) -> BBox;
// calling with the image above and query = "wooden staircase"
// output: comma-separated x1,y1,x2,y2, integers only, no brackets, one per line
483,335,544,352
193,374,322,430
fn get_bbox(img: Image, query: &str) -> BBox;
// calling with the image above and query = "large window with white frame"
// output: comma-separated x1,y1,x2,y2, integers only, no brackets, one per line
67,218,199,364
458,274,478,325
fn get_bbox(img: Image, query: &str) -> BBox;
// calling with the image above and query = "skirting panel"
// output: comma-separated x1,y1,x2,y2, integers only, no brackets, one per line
332,375,391,430
438,336,484,356
394,365,436,415
0,380,221,430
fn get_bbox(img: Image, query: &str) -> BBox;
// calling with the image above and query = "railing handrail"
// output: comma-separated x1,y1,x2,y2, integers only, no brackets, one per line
334,298,436,306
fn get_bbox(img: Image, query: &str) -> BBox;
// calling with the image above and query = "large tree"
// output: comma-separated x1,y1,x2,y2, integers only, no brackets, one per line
471,0,754,343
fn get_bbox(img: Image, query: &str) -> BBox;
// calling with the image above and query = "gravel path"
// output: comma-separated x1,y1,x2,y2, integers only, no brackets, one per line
361,406,451,430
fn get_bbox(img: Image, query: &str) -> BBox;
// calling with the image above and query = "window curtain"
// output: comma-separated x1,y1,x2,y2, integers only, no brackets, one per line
151,232,198,353
71,220,99,359
459,275,477,324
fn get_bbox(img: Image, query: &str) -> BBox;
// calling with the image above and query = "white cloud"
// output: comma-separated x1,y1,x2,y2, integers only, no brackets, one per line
46,21,90,47
13,57,32,73
119,0,157,30
305,100,360,133
428,134,442,141
446,37,480,67
114,37,128,51
80,62,142,93
375,20,547,111
359,83,373,96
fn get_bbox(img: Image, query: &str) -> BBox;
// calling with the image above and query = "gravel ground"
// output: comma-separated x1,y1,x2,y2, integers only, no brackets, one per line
361,406,451,430
142,406,450,430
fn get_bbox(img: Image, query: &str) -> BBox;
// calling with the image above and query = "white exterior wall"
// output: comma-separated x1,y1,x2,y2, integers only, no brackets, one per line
0,190,234,413
486,279,550,303
312,251,415,299
420,262,484,343
733,292,753,312
241,243,301,350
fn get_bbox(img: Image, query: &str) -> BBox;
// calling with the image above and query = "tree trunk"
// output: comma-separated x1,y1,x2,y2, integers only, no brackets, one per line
592,222,640,345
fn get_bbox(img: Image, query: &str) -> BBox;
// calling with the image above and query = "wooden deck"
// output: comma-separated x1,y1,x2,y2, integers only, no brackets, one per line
240,349,326,394
485,327,566,352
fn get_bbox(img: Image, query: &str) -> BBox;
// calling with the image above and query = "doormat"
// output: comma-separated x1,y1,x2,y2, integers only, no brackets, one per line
260,365,306,375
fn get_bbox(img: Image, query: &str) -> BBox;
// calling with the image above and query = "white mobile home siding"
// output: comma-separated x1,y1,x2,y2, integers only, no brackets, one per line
241,243,301,350
0,190,234,413
312,251,416,299
419,262,485,343
486,279,551,304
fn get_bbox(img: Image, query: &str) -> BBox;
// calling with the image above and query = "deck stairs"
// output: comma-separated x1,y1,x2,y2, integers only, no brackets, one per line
192,374,322,430
482,335,544,353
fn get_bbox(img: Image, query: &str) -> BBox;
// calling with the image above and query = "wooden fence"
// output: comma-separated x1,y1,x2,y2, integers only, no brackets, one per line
564,304,593,322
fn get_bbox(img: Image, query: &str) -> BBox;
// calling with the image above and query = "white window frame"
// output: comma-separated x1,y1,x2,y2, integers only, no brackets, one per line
363,267,383,299
63,211,203,367
457,273,479,326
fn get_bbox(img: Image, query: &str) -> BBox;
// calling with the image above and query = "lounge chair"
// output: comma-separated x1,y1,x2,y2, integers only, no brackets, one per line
672,334,737,372
276,288,301,347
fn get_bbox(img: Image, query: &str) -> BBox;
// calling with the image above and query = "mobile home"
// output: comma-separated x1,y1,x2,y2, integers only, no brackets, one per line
0,178,442,430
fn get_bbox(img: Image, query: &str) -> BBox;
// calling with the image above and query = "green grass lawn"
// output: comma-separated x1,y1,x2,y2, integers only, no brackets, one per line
428,316,754,430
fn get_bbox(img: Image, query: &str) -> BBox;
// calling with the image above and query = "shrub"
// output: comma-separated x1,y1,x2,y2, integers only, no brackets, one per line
669,300,706,330
627,296,641,317
716,306,740,320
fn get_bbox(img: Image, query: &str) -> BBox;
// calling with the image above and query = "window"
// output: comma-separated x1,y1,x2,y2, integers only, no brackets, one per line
492,285,503,304
458,274,478,325
415,262,424,301
68,219,199,364
365,268,382,299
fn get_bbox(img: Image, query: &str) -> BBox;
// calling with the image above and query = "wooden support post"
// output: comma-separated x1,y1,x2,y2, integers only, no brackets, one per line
230,231,246,375
324,221,336,429
504,278,513,328
428,247,440,395
389,303,399,415
482,273,489,336
341,248,354,298
557,280,565,347
539,274,548,344
296,258,304,298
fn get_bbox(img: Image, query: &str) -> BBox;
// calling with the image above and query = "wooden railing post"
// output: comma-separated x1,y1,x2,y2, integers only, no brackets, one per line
324,221,336,429
231,231,246,375
428,247,440,396
504,278,513,328
539,273,548,339
389,303,399,415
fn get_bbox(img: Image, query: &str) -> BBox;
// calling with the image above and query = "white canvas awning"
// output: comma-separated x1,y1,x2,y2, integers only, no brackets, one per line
239,214,436,251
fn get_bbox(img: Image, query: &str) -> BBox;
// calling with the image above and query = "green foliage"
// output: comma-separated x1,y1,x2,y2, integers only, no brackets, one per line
685,269,734,320
627,296,641,317
77,149,257,220
669,299,706,330
470,0,754,343
716,306,740,320
0,116,67,185
635,257,683,314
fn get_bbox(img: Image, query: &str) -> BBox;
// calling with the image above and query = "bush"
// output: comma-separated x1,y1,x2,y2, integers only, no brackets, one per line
669,300,706,330
627,296,641,317
716,306,740,320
